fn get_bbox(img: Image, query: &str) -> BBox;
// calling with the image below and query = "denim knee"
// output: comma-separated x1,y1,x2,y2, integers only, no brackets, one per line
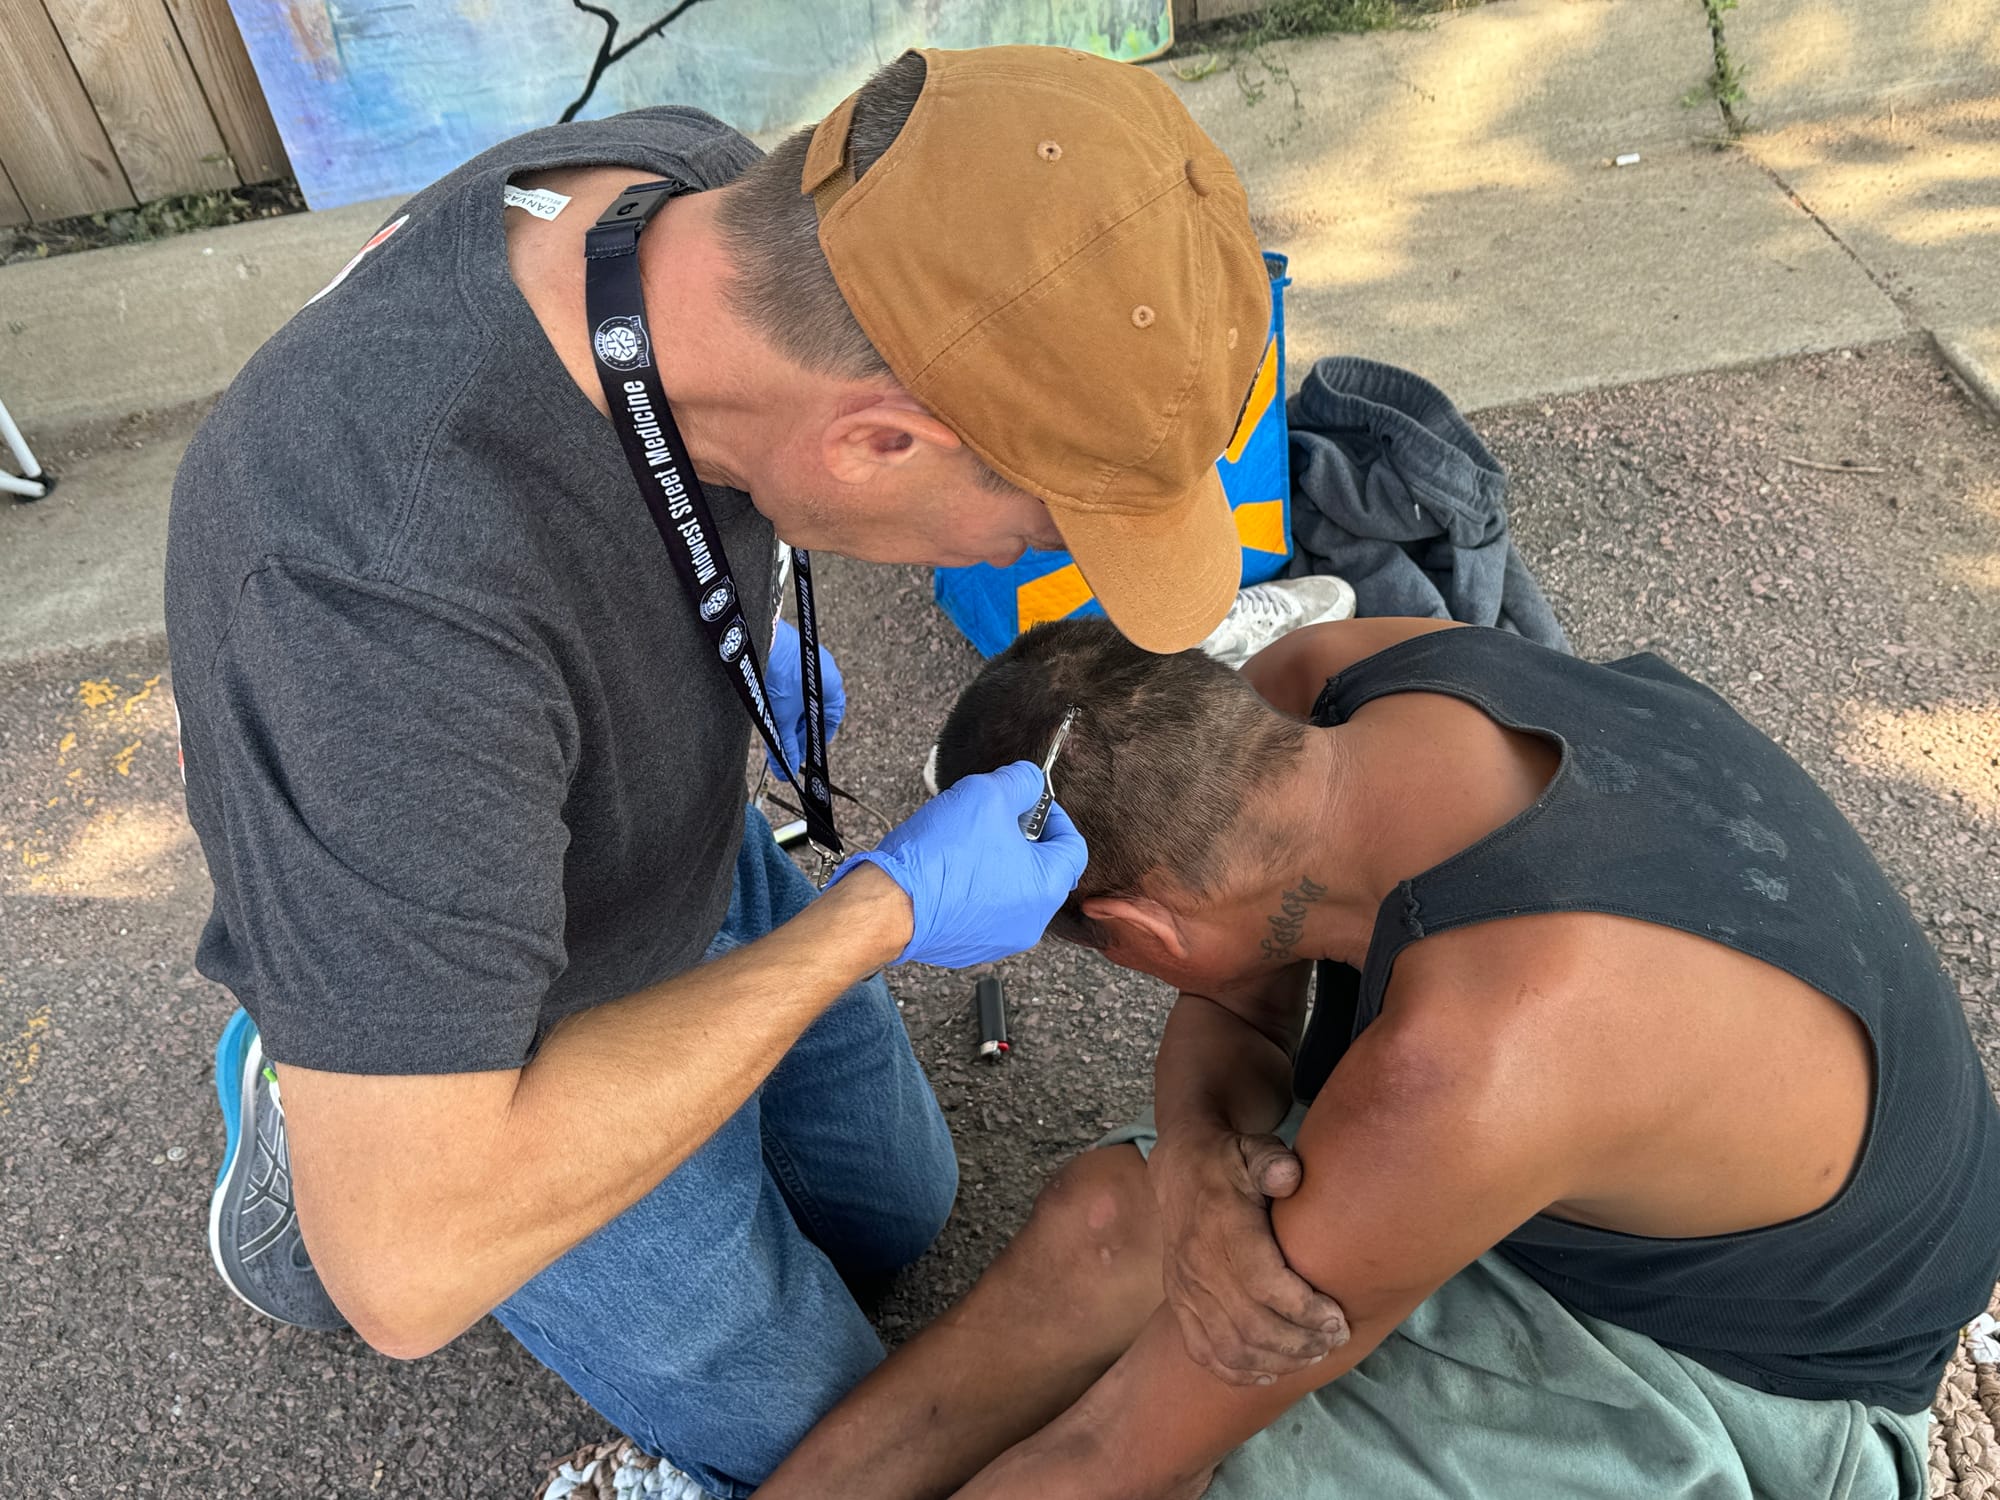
869,1133,960,1275
898,1110,961,1262
497,1126,888,1496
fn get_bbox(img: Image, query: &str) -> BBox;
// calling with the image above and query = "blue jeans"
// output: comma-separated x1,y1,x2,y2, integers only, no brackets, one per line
496,806,958,1498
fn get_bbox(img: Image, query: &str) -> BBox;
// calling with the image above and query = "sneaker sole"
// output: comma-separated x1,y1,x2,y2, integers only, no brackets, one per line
212,1007,253,1190
208,1022,280,1321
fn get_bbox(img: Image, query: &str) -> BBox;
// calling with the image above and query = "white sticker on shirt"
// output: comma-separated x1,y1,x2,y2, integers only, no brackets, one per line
503,184,571,221
305,214,409,307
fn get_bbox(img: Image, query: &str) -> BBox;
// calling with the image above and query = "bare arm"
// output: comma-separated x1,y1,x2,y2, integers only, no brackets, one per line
281,864,911,1358
1147,971,1351,1381
955,987,1583,1500
1152,968,1306,1146
1124,616,1468,1387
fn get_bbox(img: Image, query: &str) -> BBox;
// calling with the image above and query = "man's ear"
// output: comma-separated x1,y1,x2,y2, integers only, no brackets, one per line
1079,894,1188,965
821,392,962,485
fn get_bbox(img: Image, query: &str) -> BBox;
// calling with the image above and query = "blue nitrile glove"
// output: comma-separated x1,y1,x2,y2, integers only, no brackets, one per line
828,761,1090,968
764,617,846,780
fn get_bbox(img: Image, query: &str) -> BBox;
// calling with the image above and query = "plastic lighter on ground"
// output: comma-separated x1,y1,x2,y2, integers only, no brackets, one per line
933,252,1294,658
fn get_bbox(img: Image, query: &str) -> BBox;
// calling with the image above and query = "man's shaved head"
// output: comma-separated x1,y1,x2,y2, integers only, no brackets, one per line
935,620,1309,944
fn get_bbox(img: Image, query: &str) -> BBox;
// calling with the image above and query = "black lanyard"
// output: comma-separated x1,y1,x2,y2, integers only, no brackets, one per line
584,179,841,857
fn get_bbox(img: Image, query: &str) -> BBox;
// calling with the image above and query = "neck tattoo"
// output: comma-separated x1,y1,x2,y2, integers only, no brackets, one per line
1258,876,1329,963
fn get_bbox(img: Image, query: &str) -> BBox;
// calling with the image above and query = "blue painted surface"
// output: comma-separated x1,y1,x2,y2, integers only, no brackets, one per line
228,0,1175,209
933,253,1296,659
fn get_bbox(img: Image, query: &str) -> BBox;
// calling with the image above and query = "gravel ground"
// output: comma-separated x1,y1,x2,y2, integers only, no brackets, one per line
0,335,1994,1496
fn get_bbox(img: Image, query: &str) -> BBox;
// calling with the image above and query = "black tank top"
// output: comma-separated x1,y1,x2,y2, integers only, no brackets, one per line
1301,628,2000,1413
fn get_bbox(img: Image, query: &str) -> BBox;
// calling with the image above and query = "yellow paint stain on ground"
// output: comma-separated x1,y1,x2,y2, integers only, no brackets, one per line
11,673,173,883
0,1004,54,1117
122,675,161,715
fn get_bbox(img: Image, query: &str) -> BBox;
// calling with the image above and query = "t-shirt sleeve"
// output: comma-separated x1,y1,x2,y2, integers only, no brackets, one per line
189,560,578,1074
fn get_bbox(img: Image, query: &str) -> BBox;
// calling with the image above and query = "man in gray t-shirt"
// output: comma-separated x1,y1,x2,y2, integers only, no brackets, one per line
169,46,1273,1495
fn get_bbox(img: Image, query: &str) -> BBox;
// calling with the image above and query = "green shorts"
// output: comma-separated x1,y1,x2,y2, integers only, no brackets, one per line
1097,1108,1930,1500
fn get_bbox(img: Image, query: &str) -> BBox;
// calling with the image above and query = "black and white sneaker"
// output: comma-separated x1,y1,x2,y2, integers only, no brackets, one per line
209,1009,347,1330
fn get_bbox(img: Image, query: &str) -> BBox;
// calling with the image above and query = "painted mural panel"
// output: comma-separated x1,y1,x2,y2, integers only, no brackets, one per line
227,0,1175,209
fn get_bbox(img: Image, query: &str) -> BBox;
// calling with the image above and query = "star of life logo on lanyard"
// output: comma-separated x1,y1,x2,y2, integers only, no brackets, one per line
583,180,842,862
592,315,650,371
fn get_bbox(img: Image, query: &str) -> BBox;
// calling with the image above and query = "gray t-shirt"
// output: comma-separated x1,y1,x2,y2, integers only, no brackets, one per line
166,110,772,1074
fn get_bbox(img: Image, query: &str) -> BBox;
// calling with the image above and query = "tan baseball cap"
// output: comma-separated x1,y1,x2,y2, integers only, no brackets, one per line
801,46,1271,653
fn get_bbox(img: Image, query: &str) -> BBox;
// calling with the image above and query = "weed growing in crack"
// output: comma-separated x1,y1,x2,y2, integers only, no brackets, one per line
1685,0,1747,135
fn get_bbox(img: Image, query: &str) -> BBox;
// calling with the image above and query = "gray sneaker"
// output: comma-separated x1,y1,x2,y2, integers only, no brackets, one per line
1199,573,1358,668
208,1009,347,1330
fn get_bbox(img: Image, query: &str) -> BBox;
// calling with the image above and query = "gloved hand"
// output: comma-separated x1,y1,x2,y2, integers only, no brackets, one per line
828,761,1089,969
764,617,845,781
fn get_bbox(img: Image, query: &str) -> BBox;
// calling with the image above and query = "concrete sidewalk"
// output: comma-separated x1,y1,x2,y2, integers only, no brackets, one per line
1,197,400,431
1,0,1996,664
1167,0,1998,410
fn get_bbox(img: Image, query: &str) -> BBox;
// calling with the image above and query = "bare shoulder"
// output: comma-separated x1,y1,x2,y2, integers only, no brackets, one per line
1272,922,1595,1311
1240,617,1464,718
1383,914,1623,1069
1376,911,1877,1236
1390,911,1601,999
1366,915,1649,1157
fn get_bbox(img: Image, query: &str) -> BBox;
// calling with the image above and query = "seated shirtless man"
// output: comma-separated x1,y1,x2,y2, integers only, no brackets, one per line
755,617,2000,1500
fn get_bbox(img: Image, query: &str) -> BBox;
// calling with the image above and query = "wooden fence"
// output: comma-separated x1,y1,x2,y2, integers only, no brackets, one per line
0,0,289,227
0,1,1274,229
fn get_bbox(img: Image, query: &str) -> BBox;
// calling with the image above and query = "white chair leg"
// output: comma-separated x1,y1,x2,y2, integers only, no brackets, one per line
0,396,51,499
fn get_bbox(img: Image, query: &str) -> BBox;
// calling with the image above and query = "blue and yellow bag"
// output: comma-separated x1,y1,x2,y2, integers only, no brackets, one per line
933,251,1294,658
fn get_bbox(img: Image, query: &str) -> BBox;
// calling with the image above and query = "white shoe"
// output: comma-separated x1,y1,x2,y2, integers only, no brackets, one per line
1199,574,1357,668
541,1442,714,1500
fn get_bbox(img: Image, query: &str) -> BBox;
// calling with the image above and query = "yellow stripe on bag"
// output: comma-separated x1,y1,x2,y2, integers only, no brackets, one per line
1223,336,1279,466
1015,562,1097,632
1233,498,1288,555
